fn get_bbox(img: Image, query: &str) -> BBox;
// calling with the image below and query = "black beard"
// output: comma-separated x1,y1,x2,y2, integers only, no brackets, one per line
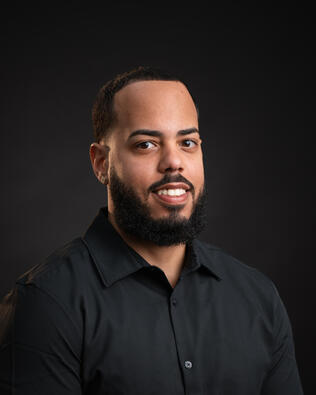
108,166,207,246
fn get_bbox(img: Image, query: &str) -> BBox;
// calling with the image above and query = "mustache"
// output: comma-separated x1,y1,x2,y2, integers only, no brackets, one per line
149,174,194,193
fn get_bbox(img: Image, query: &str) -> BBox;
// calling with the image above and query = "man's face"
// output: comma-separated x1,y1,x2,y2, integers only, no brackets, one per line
106,80,205,223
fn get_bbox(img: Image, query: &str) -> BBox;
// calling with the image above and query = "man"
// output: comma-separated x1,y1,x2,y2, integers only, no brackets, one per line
0,66,303,394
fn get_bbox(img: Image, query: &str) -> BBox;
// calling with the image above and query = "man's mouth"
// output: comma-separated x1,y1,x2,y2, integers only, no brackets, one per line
152,183,191,205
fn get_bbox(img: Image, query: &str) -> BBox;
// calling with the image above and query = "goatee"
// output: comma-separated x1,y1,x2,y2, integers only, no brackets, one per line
108,166,207,246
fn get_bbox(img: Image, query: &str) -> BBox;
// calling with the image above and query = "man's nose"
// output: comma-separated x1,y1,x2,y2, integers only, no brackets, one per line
157,144,184,173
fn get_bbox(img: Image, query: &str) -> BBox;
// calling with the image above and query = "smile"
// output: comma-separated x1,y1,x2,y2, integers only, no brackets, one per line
151,182,192,205
157,188,186,196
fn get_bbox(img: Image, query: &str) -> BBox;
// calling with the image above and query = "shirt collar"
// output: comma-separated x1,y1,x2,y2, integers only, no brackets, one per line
83,207,222,287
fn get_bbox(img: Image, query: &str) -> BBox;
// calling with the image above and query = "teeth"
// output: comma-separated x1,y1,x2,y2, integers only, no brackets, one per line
157,189,186,196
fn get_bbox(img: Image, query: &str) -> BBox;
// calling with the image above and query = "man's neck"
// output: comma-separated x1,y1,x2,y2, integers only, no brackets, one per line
107,211,187,288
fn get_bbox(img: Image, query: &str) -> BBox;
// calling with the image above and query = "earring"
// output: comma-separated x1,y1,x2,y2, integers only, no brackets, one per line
100,174,106,184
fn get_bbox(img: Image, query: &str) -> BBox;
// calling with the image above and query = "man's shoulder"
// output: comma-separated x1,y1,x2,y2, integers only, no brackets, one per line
16,237,96,290
194,239,278,301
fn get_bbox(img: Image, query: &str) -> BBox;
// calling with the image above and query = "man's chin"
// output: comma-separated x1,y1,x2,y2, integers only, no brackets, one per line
148,203,192,221
109,167,207,246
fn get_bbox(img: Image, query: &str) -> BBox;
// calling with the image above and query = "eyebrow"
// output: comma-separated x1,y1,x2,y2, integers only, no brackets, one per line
128,128,200,140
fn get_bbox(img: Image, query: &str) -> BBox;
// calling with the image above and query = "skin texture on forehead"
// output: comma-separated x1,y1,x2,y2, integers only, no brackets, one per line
110,80,199,139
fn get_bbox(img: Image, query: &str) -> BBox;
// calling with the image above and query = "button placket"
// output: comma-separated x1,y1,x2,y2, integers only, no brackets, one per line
169,288,197,392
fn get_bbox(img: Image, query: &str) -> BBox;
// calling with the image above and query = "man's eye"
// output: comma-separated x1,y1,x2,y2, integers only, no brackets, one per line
182,139,197,148
136,141,155,149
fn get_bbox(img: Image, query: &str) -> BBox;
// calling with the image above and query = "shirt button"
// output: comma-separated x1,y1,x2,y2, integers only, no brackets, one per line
184,360,192,369
171,298,177,306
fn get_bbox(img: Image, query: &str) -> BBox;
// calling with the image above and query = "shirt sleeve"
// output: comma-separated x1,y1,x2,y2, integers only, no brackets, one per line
0,283,82,394
261,283,304,395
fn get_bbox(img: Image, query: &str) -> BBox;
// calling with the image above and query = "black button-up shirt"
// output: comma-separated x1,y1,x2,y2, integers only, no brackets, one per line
0,207,303,394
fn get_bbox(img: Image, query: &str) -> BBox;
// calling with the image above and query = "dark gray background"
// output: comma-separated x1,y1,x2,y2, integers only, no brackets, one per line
1,3,314,393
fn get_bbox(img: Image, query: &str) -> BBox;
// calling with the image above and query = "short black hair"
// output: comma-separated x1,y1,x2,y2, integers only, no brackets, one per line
92,66,198,143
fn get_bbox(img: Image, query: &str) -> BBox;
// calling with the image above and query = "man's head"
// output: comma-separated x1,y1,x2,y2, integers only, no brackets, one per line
90,66,207,246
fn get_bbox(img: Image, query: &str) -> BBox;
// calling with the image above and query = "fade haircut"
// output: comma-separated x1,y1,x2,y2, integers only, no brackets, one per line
92,66,198,143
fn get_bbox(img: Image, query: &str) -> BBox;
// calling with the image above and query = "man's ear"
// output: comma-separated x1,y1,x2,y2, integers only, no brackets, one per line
89,142,110,185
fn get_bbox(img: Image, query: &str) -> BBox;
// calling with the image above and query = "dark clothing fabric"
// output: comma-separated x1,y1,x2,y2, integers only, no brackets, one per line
0,207,303,394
